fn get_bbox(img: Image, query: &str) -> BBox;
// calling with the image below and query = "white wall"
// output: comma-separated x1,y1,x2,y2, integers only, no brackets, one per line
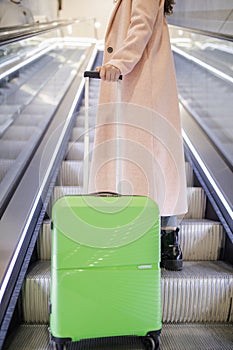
168,0,233,35
21,0,114,39
58,0,114,39
17,1,233,37
22,0,58,22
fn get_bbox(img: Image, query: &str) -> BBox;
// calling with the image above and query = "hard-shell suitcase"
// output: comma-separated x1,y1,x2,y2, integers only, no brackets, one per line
49,72,162,350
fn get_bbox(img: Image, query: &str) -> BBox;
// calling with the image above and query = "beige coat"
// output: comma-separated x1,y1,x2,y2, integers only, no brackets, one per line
88,0,188,216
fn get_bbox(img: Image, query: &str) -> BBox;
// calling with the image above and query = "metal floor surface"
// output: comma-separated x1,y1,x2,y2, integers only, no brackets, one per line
3,323,233,349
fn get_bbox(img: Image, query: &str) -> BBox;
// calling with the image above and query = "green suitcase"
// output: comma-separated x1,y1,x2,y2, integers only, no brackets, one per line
50,193,162,350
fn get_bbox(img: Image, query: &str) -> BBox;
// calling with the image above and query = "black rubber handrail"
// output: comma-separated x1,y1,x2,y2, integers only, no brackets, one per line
169,24,233,42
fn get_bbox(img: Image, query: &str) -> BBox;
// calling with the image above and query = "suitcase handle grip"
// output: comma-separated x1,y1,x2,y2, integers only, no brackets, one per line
84,70,122,80
91,191,120,197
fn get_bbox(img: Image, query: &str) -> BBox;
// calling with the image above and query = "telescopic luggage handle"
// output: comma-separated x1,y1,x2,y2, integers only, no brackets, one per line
84,70,122,80
83,71,122,193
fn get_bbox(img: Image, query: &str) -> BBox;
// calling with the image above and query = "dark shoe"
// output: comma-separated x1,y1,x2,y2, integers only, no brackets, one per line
161,228,183,271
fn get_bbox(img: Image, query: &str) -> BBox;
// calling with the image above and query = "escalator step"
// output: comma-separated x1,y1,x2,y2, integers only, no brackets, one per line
0,140,26,159
3,323,233,350
2,125,41,141
45,186,206,221
37,219,224,262
161,323,233,350
14,114,47,128
65,142,90,161
162,261,233,323
185,162,194,187
180,220,224,261
58,161,94,186
184,188,206,219
46,186,83,217
21,261,233,324
70,127,95,142
0,159,14,182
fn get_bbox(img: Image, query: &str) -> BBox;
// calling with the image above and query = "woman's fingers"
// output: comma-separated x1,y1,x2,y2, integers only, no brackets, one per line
97,64,121,81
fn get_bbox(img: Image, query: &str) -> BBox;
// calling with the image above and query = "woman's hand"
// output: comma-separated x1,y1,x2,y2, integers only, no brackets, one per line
96,64,121,81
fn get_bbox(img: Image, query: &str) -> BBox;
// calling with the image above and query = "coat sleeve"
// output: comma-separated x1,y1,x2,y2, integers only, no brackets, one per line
107,0,161,75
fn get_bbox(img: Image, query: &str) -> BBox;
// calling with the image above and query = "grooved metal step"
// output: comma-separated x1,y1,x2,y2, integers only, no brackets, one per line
59,161,84,186
75,115,97,128
0,140,27,159
185,162,194,187
14,114,47,128
46,185,206,219
2,125,41,141
179,219,224,261
59,159,193,187
0,105,21,115
65,142,91,161
0,159,14,182
70,127,95,143
21,261,233,324
47,186,83,216
37,219,224,262
184,187,206,219
3,323,233,350
162,261,233,323
63,151,194,187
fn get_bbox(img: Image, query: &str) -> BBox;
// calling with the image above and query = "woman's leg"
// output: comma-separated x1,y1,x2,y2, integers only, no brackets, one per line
160,216,183,271
161,215,177,230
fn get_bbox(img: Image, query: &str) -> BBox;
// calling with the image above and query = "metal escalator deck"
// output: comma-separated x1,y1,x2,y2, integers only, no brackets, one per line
2,75,233,349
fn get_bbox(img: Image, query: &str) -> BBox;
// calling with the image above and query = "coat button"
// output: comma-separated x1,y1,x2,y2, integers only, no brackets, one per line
107,47,113,53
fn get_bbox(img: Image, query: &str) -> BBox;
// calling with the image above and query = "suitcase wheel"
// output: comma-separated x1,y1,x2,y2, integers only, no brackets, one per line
143,336,156,350
52,342,67,350
143,333,160,350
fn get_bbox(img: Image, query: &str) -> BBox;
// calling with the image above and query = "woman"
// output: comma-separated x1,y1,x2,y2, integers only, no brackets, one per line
89,0,187,271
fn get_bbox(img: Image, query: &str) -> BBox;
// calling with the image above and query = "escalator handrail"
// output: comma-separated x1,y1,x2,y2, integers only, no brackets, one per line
168,24,233,42
0,20,74,45
0,18,97,46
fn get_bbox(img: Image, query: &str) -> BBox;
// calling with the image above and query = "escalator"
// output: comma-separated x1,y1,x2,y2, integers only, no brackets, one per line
0,36,91,214
0,24,233,350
